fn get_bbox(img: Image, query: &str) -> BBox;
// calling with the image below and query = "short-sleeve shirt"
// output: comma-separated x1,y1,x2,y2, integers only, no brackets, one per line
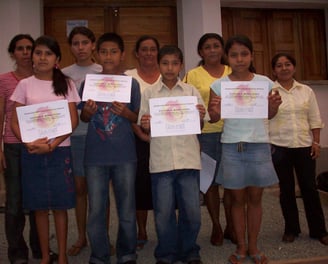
10,75,81,146
62,63,102,136
210,74,273,143
80,76,141,165
0,72,21,143
183,65,231,133
138,78,205,173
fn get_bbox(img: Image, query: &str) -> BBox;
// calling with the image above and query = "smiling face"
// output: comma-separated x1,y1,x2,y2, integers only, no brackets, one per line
136,39,158,67
70,33,95,64
32,44,59,74
227,43,253,74
272,56,296,83
97,41,124,74
11,38,33,68
199,37,224,65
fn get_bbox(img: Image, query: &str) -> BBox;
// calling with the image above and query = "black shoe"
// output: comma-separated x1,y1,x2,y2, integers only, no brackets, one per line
156,261,170,264
282,233,296,243
11,259,28,264
123,261,137,264
319,234,328,245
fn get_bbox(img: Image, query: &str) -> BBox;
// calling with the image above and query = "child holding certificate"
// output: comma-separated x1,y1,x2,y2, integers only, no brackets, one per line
79,32,140,264
11,35,80,264
208,35,281,264
139,45,206,264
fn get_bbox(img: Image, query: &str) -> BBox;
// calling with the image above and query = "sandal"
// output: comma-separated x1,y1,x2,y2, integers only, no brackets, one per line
249,252,268,264
67,242,87,256
228,252,247,264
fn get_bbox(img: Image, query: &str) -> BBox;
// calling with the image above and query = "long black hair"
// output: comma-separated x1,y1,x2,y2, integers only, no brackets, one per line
197,33,226,65
33,35,71,96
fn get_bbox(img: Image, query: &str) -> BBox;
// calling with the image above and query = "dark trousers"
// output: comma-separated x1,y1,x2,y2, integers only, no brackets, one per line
271,145,327,238
4,143,40,262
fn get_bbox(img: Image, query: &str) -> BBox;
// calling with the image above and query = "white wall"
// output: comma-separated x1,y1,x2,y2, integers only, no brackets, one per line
0,0,42,73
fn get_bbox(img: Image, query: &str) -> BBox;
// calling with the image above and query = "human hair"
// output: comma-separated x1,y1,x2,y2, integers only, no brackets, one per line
8,34,34,54
157,45,183,64
197,33,226,65
225,35,256,73
96,32,124,52
135,35,160,52
271,52,296,69
33,35,70,96
68,26,96,45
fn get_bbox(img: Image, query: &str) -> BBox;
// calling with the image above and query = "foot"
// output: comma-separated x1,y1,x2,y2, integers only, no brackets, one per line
319,234,328,245
224,228,237,244
67,241,87,256
282,233,296,243
228,252,246,264
249,252,268,264
210,227,223,246
188,260,203,264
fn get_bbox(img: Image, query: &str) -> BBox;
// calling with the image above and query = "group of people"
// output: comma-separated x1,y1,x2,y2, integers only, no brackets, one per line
0,26,327,264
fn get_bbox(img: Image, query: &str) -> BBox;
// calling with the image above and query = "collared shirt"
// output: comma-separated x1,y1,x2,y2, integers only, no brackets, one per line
138,78,206,173
269,80,323,148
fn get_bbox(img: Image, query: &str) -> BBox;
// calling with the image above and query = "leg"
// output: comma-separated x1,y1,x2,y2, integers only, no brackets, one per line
29,211,41,258
152,171,177,263
271,146,301,236
246,187,264,255
68,176,88,256
223,189,236,243
204,185,223,246
35,210,50,264
86,166,111,264
230,188,247,256
294,147,328,238
53,210,68,264
111,163,137,263
176,169,201,263
4,143,28,263
136,210,148,249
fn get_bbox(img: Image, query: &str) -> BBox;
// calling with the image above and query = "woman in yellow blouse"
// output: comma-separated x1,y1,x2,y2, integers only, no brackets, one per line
184,33,235,246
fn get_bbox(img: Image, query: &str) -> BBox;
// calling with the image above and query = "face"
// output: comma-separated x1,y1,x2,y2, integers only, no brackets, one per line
32,45,59,74
11,38,33,67
199,38,224,65
273,56,296,82
97,41,124,74
136,39,158,67
70,33,95,63
227,43,253,73
159,54,182,84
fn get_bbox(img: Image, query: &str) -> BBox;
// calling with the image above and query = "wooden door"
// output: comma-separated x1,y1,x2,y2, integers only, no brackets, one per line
43,3,177,70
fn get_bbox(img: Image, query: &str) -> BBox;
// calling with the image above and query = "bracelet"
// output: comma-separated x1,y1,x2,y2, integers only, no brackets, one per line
48,143,53,152
313,141,320,147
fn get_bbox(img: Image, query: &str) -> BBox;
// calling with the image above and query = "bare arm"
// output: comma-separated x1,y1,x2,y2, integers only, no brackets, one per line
268,90,282,119
310,128,321,159
0,97,6,171
208,89,221,123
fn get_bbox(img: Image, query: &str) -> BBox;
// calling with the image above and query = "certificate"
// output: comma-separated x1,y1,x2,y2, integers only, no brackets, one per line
16,100,72,143
200,152,217,193
149,96,201,137
82,74,132,102
221,81,269,118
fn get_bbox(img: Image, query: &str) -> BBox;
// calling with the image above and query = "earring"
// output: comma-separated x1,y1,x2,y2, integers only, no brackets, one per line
54,63,59,69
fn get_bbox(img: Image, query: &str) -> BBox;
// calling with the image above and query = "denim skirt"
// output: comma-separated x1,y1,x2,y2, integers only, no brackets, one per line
215,143,278,189
21,146,76,210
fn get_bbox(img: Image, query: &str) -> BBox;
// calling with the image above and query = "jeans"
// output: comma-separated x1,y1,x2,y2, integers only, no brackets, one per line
4,143,40,262
271,145,328,238
86,163,137,264
151,169,201,263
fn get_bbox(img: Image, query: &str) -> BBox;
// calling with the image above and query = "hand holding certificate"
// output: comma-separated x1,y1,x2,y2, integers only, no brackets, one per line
82,74,132,102
149,96,201,137
16,100,72,143
221,81,269,118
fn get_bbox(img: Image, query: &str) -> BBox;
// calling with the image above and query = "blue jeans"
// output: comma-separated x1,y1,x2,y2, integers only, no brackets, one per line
86,163,137,264
151,169,201,263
